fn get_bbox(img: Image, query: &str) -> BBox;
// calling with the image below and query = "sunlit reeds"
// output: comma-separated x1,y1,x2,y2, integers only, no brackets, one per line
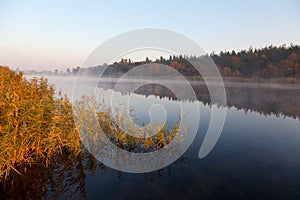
97,106,186,152
73,95,187,153
0,66,81,181
0,66,186,183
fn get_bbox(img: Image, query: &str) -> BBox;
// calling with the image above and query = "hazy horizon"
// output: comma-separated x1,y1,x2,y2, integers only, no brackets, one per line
1,0,300,71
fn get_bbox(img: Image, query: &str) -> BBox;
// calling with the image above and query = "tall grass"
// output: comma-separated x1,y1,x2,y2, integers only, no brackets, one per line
97,106,185,152
0,66,185,183
0,66,81,181
74,95,187,153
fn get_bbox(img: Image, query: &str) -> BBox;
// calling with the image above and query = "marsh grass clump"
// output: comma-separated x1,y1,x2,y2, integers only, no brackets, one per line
0,66,81,181
97,107,186,152
74,96,187,153
0,66,186,183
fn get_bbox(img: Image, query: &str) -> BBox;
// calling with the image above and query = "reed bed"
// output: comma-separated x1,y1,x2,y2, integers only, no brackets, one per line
97,106,185,152
0,66,185,183
73,95,186,153
0,66,81,181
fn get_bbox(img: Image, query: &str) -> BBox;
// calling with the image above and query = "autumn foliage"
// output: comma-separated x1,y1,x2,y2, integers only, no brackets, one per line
0,66,185,182
0,66,81,181
74,44,300,79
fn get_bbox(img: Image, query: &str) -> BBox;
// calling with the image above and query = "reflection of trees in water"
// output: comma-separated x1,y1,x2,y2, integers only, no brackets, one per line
2,82,299,199
133,83,300,120
0,147,189,199
226,86,300,119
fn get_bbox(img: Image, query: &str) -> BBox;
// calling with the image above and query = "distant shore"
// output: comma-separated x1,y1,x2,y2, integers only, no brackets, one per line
25,74,300,90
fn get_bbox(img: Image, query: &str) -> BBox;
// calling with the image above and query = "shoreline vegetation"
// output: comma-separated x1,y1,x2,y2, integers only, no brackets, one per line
26,73,300,85
0,66,183,183
1,44,300,187
23,44,300,82
0,66,81,181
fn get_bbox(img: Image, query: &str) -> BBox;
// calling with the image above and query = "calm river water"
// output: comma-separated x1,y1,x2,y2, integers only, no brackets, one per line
3,75,300,199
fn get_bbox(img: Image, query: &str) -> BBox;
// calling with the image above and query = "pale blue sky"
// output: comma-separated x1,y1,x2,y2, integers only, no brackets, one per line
0,0,299,70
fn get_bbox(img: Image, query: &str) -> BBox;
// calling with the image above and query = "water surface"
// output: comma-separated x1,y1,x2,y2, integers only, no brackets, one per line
2,76,300,199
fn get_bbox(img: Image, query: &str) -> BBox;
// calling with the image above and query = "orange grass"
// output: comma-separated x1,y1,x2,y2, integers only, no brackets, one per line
0,66,81,181
0,66,186,182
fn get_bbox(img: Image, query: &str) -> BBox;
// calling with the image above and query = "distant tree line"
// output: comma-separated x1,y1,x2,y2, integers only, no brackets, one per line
72,44,300,78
